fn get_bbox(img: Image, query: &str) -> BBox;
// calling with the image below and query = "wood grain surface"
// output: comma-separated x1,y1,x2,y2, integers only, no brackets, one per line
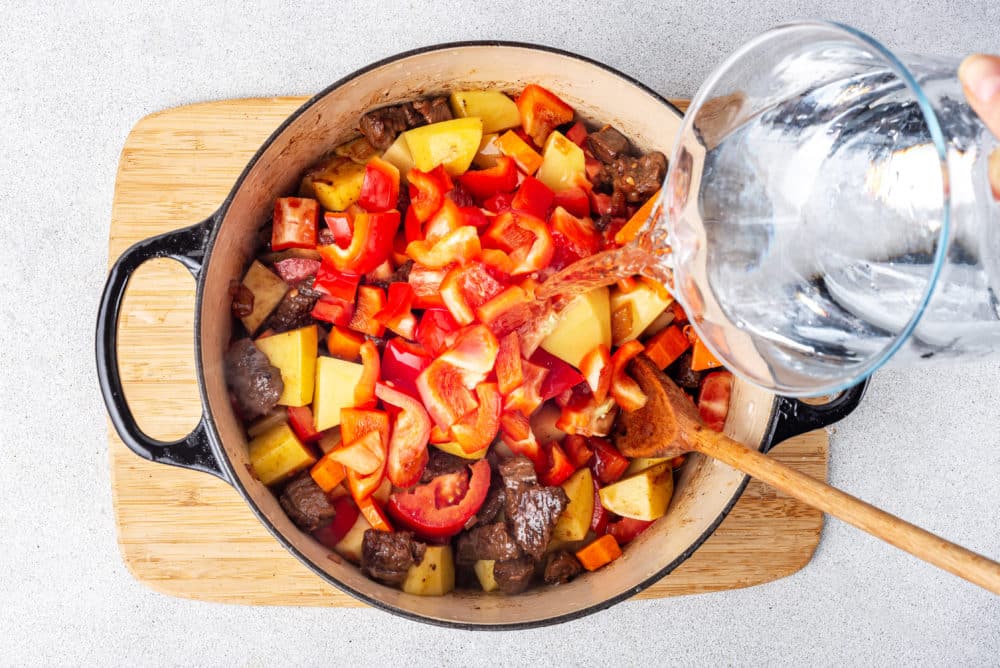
107,96,828,605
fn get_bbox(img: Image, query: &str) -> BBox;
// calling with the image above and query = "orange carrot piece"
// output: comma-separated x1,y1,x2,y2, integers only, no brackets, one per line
575,534,622,571
613,189,660,245
644,325,691,370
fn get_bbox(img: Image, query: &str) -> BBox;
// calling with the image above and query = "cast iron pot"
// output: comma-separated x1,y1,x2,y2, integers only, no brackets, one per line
97,42,866,629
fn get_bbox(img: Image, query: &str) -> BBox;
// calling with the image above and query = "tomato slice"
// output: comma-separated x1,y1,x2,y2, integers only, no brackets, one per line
387,459,491,539
272,197,319,251
589,437,629,485
380,338,431,398
609,340,648,412
376,382,432,488
317,210,400,274
482,210,554,276
495,332,524,396
698,371,733,432
312,497,360,548
579,344,612,403
503,359,547,417
450,382,502,453
358,156,400,213
516,84,575,146
606,517,654,545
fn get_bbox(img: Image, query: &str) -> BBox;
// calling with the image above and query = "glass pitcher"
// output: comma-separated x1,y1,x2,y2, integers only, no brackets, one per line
661,20,1000,396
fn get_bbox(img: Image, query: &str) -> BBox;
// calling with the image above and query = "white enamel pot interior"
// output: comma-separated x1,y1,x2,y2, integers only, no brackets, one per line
196,42,781,628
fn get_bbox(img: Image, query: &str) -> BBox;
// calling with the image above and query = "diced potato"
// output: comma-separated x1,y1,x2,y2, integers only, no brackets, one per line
240,261,289,334
432,440,488,460
610,281,674,345
255,325,318,407
473,559,498,592
334,136,377,164
334,512,373,563
536,131,585,192
553,468,594,542
402,545,455,596
247,409,286,438
301,156,366,211
404,117,483,176
381,134,416,182
540,287,611,369
530,402,565,445
449,90,521,134
472,133,502,168
249,422,316,486
313,356,365,430
624,457,670,477
599,462,673,521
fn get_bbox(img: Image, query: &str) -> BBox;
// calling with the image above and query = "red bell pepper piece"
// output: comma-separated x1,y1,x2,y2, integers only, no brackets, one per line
376,382,432,488
404,206,423,243
460,206,489,229
310,296,353,327
451,382,502,454
458,156,519,201
408,263,448,309
359,156,400,213
475,285,534,338
387,460,490,539
565,121,588,147
579,344,612,403
516,84,575,146
274,257,321,286
589,437,630,484
503,359,547,417
406,225,481,268
374,282,417,338
348,285,386,337
644,325,691,370
480,248,516,275
539,440,576,486
327,326,365,362
323,210,355,248
408,165,453,223
312,496,360,548
510,175,555,219
552,186,591,219
483,191,516,213
331,431,384,475
342,408,390,503
440,262,506,326
286,405,322,443
529,348,586,401
606,517,654,545
317,210,400,274
609,340,648,412
357,496,394,532
698,371,734,432
422,198,465,243
380,339,431,398
416,359,480,431
562,434,594,469
415,308,460,357
351,340,380,410
437,324,500,387
494,332,524,395
313,264,361,303
482,210,554,276
549,205,600,270
499,410,547,472
272,197,319,250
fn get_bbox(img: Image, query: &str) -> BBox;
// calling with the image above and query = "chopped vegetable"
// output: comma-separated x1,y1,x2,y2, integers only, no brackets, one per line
376,382,432,488
249,422,316,486
317,210,401,274
387,460,491,539
643,325,690,370
495,129,543,174
358,156,401,213
698,371,733,432
516,84,574,147
255,325,318,407
272,197,319,250
404,117,484,176
575,534,622,572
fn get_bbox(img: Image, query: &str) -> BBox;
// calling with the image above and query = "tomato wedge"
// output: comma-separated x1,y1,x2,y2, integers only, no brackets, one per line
698,371,733,432
272,197,318,251
516,84,574,146
387,459,491,539
376,382,432,488
450,382,502,454
317,210,400,275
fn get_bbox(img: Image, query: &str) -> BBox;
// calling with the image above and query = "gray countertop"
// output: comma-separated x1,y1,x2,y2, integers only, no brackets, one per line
2,1,998,664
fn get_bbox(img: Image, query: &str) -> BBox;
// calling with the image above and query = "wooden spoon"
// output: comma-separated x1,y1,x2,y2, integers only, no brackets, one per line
613,355,1000,595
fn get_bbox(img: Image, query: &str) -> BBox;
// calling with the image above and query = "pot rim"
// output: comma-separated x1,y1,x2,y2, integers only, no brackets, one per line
195,41,756,629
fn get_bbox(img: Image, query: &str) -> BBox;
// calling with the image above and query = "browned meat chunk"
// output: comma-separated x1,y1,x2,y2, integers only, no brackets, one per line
225,338,283,419
420,449,469,483
229,280,254,318
455,523,521,565
605,151,667,203
544,550,583,585
279,473,336,532
668,350,703,391
361,530,427,585
266,286,319,333
475,475,506,526
359,104,412,150
498,455,537,489
493,556,535,594
412,96,454,125
588,125,630,164
499,456,569,561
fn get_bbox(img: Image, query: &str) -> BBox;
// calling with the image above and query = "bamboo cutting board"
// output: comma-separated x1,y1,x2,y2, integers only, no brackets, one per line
108,97,829,605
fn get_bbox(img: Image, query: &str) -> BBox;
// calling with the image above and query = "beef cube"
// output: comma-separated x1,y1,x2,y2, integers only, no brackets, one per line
474,475,505,526
505,485,568,561
455,523,521,565
606,151,668,203
359,104,412,150
493,556,535,594
412,96,454,125
543,550,583,585
667,350,703,391
361,530,427,585
499,456,537,490
279,473,336,532
266,287,319,333
588,125,630,164
225,338,283,419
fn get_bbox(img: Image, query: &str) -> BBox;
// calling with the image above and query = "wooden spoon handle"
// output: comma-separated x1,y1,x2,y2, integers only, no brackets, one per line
694,430,1000,595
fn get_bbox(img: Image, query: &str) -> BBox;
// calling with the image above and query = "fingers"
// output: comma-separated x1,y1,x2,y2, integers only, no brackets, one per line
958,54,1000,200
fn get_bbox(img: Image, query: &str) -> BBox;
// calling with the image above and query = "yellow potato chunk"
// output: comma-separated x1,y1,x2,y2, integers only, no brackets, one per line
334,513,373,563
472,133,502,168
381,134,416,182
240,261,289,334
255,325,318,407
301,156,366,211
536,131,585,192
249,422,316,487
624,457,670,477
598,462,673,521
432,440,489,460
313,356,365,431
610,281,673,345
540,287,611,369
404,117,483,176
553,468,595,542
449,90,521,134
474,559,498,592
402,545,455,596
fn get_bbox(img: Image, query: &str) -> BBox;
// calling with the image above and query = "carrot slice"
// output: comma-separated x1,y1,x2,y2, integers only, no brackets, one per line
575,534,622,571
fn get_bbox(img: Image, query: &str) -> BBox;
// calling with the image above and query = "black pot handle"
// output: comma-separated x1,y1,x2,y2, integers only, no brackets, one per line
96,218,231,484
765,380,869,450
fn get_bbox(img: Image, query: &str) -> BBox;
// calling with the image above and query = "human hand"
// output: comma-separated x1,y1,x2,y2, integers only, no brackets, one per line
959,54,1000,199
